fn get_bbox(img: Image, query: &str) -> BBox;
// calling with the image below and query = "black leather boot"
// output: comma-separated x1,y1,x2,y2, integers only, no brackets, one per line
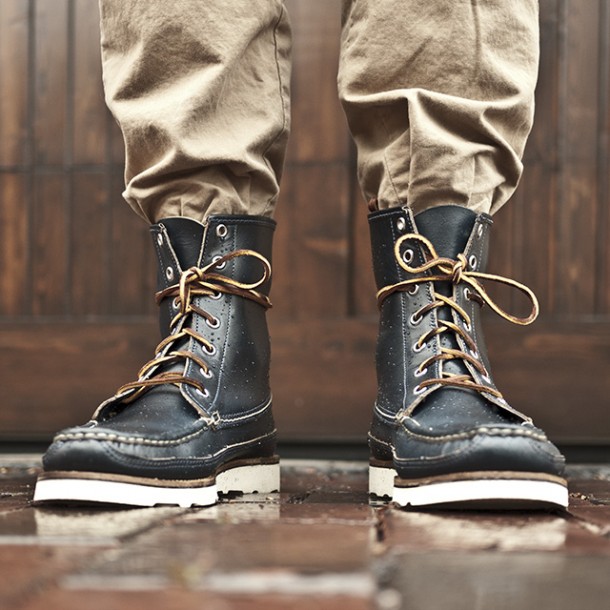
368,205,567,509
34,215,279,507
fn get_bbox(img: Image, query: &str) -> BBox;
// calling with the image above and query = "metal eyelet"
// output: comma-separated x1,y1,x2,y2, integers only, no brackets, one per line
206,317,220,329
402,248,414,264
196,387,210,398
396,217,406,233
165,266,174,281
173,297,180,309
209,291,222,300
409,312,423,326
200,367,213,379
464,320,472,332
408,284,419,296
216,224,228,239
413,341,425,353
481,373,491,384
413,384,426,395
414,367,427,378
212,255,227,270
463,288,471,300
468,255,477,269
157,234,163,246
204,344,217,356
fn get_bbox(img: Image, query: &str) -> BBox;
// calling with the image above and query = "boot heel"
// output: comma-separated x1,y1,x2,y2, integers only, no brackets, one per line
368,464,396,499
217,461,280,495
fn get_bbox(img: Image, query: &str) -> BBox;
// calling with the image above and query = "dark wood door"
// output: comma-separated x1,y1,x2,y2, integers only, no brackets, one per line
1,0,609,447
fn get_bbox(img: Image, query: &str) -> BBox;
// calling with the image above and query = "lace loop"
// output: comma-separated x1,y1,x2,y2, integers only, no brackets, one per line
377,232,540,400
378,233,539,326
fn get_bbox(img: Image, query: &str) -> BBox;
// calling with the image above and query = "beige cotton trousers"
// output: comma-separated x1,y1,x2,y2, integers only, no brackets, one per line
99,0,539,223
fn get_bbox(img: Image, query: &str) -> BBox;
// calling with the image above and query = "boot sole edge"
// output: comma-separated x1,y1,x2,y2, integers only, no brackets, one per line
369,465,569,509
33,462,280,508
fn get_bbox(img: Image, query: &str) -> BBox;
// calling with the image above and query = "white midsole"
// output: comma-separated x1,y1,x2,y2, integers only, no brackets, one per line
369,465,569,508
216,463,280,495
33,462,280,508
368,465,397,499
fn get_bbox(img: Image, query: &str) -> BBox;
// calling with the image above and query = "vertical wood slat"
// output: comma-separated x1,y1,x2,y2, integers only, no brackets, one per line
506,0,562,316
274,0,352,321
0,1,29,317
31,174,68,315
275,165,350,320
350,174,377,317
556,0,600,315
0,0,29,167
284,0,347,164
72,0,106,165
0,175,29,316
598,0,610,313
70,173,108,315
30,1,69,315
33,0,69,166
109,173,157,316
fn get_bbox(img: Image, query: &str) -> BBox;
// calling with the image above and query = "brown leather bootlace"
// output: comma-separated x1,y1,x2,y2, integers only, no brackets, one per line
377,233,539,398
115,249,272,404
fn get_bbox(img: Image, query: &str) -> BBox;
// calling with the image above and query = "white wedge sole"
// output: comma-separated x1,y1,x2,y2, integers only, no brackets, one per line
369,465,569,509
33,461,280,508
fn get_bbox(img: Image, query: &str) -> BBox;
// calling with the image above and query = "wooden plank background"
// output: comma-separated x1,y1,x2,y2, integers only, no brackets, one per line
0,0,609,445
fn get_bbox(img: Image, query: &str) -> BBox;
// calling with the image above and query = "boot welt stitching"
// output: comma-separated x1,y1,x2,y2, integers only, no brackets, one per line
98,430,278,460
399,423,548,443
55,404,274,446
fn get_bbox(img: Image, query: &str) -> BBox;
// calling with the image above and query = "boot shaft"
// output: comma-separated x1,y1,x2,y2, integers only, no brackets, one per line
368,205,498,418
152,216,275,339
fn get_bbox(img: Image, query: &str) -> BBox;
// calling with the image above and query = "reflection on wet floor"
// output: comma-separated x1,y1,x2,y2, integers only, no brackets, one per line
0,457,609,609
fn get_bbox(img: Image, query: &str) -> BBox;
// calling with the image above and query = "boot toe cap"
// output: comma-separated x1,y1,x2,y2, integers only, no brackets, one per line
393,421,565,480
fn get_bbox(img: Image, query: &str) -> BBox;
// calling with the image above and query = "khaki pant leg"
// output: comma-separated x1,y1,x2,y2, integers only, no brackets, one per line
338,0,539,215
99,0,291,222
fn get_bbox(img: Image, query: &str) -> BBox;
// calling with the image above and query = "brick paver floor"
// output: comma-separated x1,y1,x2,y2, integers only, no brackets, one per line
1,456,609,609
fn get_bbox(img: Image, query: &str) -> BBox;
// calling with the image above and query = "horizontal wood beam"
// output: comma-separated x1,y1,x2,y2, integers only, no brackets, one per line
0,317,608,444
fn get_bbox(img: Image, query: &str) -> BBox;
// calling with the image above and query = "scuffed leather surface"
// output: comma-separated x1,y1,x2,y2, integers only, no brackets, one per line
42,215,277,481
368,205,565,479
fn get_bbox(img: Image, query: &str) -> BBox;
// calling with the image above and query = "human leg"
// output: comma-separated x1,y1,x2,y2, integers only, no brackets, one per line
339,0,567,508
34,0,291,507
100,0,291,222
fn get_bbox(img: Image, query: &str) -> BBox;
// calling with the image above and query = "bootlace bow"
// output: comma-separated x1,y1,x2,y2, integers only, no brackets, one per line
377,233,540,398
115,249,272,404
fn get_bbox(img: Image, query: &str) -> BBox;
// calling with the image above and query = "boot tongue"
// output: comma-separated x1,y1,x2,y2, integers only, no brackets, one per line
414,205,476,259
410,206,516,429
415,205,475,397
160,217,206,269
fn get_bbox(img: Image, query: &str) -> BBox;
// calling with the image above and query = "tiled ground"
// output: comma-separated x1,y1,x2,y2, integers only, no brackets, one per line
1,456,609,610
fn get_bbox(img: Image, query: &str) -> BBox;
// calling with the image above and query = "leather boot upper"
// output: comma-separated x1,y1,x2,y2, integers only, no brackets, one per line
43,215,277,480
368,205,565,478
